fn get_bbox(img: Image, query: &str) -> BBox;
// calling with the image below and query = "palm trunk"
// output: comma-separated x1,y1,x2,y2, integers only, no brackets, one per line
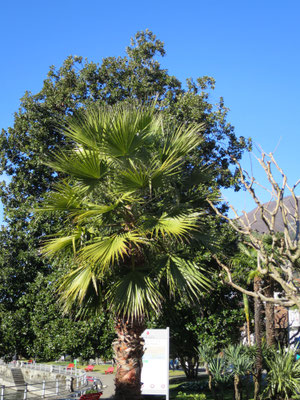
234,374,241,400
254,276,263,400
113,318,145,400
264,276,275,347
243,294,251,345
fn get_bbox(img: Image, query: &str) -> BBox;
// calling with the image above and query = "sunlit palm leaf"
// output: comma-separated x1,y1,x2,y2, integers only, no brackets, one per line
47,149,108,189
58,264,99,312
106,271,163,319
79,232,147,272
143,212,201,240
63,107,104,149
41,230,81,257
118,161,150,191
161,123,204,162
162,256,211,297
72,202,119,222
103,105,160,157
36,181,83,213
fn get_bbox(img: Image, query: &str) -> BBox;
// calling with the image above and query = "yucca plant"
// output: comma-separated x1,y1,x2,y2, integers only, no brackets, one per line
208,357,231,400
264,347,300,400
198,343,217,391
225,344,254,400
35,104,213,400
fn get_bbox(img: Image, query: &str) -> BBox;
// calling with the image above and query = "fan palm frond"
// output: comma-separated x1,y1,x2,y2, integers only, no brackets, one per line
118,160,150,191
63,106,104,149
161,123,204,162
143,212,201,240
36,181,83,213
47,149,108,190
58,263,100,312
41,230,82,257
106,271,163,319
79,232,147,273
102,104,160,157
161,256,211,297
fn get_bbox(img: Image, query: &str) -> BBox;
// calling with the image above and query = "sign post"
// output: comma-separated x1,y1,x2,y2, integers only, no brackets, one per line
141,328,169,400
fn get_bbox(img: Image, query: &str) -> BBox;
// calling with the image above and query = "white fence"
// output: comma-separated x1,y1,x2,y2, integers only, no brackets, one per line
0,361,90,400
6,361,86,377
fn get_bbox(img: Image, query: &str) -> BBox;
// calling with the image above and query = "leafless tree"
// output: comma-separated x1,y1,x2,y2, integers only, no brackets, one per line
208,151,300,309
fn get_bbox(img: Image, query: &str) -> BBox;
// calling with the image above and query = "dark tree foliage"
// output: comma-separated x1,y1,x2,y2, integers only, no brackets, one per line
155,266,244,378
0,29,249,358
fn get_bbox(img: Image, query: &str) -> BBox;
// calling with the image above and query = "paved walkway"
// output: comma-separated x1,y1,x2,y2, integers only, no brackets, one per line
88,372,115,399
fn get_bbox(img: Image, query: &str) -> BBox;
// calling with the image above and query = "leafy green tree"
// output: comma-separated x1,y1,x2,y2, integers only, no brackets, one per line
27,272,115,361
0,30,248,362
157,269,244,378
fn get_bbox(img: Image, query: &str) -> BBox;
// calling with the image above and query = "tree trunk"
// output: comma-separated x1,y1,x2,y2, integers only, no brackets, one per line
254,276,263,400
234,374,241,400
243,294,251,345
113,318,145,400
264,276,275,347
179,356,198,379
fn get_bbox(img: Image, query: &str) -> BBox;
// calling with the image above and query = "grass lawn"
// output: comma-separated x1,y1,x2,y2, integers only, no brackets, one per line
42,361,113,374
35,361,256,399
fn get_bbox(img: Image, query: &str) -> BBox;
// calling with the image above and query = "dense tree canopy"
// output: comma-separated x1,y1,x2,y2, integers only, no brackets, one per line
0,30,249,360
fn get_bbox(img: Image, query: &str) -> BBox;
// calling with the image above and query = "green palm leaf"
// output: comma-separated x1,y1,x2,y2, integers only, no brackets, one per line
162,256,211,297
107,271,163,319
47,149,108,189
161,123,204,162
36,181,83,213
41,230,82,257
143,212,201,240
63,106,105,149
102,105,160,157
79,232,147,273
58,263,99,311
168,256,211,296
118,160,150,191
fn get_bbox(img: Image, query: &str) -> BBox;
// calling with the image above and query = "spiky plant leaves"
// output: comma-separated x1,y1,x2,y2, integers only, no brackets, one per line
264,347,300,400
37,104,211,322
107,271,163,320
208,357,232,384
224,344,254,376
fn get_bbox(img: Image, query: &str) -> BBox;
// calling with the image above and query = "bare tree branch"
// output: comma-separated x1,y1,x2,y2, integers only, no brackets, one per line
211,150,300,309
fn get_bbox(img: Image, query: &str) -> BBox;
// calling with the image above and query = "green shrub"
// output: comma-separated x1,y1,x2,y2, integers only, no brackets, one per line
84,389,99,394
264,347,300,400
176,392,206,400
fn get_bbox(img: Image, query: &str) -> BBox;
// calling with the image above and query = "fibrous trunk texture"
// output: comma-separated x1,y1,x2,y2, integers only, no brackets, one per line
264,276,275,347
254,276,263,400
113,318,145,400
234,374,241,400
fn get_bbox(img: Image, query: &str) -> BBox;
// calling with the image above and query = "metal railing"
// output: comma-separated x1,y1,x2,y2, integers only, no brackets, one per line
6,362,85,377
0,362,90,400
1,379,76,399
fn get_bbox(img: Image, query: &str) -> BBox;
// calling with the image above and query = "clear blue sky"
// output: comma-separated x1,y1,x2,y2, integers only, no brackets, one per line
0,0,299,223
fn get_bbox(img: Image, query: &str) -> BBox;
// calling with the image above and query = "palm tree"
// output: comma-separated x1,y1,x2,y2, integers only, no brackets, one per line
36,104,211,400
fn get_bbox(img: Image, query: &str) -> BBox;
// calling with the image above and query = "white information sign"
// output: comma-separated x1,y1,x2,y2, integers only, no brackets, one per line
289,308,300,328
141,328,169,399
